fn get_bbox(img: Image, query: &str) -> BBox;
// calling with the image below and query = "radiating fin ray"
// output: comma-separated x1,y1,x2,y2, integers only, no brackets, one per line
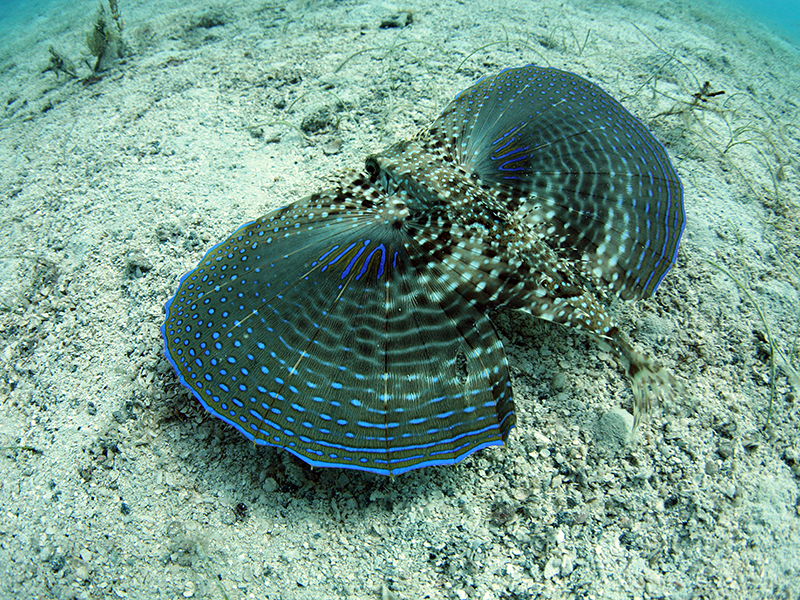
163,64,685,477
163,175,514,476
425,65,685,300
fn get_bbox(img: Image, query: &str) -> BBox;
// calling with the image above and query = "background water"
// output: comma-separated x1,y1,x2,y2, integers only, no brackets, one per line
728,0,800,45
1,0,799,47
0,0,61,28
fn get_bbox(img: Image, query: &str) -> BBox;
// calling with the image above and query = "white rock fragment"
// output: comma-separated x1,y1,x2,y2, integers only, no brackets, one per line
543,556,561,579
73,561,90,582
561,551,576,576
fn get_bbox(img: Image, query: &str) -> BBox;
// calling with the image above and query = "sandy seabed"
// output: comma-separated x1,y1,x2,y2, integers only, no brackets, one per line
1,0,799,598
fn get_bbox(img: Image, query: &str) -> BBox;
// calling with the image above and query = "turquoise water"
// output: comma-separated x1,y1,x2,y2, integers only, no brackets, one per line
0,0,60,27
1,0,799,47
729,0,800,45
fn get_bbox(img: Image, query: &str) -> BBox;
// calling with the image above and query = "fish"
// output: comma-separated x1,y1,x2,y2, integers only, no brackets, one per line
162,65,685,476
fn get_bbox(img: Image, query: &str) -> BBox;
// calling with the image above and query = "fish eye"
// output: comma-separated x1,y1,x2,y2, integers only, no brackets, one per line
365,158,379,181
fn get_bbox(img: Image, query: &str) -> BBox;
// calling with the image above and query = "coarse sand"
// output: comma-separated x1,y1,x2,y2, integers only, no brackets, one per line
0,0,799,598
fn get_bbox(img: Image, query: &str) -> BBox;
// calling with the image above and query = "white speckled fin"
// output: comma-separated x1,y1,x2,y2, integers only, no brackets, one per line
425,65,685,302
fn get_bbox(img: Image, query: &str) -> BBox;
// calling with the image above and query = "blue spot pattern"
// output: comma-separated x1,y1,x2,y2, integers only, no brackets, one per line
162,66,684,476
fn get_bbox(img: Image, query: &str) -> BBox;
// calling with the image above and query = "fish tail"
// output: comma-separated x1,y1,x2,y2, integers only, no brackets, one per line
609,330,683,431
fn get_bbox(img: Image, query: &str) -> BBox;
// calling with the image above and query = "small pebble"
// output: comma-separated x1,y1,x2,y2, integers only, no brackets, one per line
262,477,278,493
379,11,413,28
642,567,661,584
221,509,235,526
73,560,89,581
543,556,561,579
742,430,760,451
561,551,575,576
125,251,153,277
724,484,737,500
322,138,342,155
718,440,735,459
596,407,633,451
551,373,566,390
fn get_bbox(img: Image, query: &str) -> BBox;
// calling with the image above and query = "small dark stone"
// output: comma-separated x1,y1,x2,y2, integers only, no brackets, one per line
619,531,637,549
235,502,248,522
554,510,574,526
301,106,335,134
664,495,679,508
191,10,226,29
718,440,735,459
713,419,737,439
380,11,413,28
120,502,131,515
490,500,518,527
49,554,65,573
125,251,153,278
79,466,94,482
87,402,97,416
155,223,181,242
741,430,761,452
